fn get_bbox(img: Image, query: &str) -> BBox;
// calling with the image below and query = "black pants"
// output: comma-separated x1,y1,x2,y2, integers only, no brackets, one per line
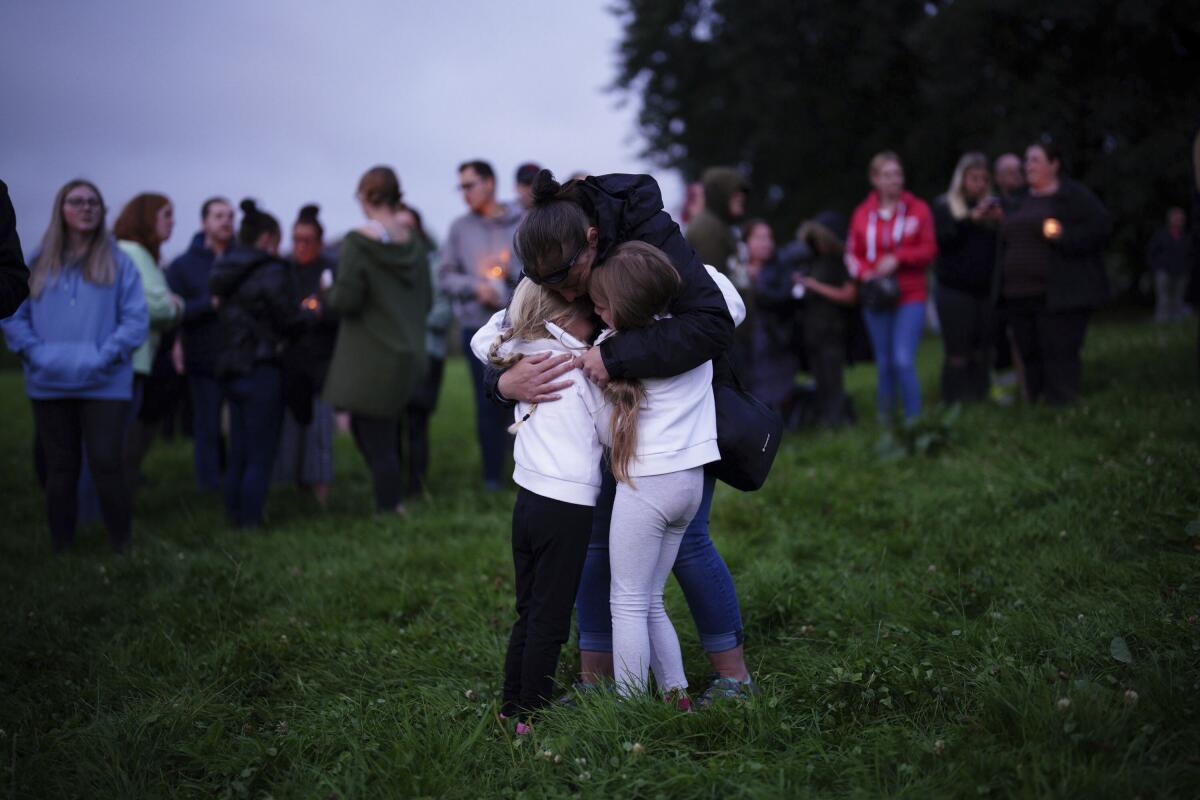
398,357,445,498
805,338,849,427
936,283,993,404
1005,296,1091,405
502,489,594,719
32,398,132,552
351,414,401,511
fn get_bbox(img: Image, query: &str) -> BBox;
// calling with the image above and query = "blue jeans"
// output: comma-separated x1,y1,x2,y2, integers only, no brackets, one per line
862,300,925,420
223,364,283,527
575,466,744,654
461,330,507,484
188,373,224,490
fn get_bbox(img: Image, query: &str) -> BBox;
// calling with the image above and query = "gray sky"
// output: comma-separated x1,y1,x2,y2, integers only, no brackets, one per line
1,0,681,260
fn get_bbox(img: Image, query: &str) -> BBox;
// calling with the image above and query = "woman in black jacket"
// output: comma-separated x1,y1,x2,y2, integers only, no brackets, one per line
496,170,755,706
209,200,312,527
933,152,1002,404
995,142,1111,405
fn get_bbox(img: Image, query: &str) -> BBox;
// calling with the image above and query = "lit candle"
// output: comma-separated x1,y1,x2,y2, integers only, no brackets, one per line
1043,218,1062,239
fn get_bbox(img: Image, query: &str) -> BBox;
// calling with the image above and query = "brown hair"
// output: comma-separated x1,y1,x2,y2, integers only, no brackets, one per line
357,165,403,209
587,241,682,483
113,193,170,262
512,169,593,280
30,179,116,298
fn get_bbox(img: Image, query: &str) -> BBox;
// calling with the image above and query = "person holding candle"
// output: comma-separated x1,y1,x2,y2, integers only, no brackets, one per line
439,159,525,491
995,141,1111,405
276,204,338,506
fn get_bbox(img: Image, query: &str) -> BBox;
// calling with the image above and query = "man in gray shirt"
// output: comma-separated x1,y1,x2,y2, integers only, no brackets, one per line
439,159,524,489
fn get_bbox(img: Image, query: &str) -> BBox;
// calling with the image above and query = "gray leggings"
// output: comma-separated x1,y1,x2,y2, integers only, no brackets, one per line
609,466,704,696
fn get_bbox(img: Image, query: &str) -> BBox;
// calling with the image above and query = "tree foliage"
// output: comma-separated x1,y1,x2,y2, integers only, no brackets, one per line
613,0,1200,289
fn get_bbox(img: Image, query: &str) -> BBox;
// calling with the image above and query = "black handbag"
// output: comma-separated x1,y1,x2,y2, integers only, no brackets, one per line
707,371,784,492
860,274,900,311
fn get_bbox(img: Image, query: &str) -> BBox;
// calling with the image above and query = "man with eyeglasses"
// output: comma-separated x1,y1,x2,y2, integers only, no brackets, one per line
438,159,525,490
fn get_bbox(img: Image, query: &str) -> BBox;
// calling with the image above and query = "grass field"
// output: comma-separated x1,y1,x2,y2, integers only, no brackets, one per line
1,318,1198,799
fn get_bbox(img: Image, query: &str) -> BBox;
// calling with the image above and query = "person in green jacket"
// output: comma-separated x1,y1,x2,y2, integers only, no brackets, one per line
113,193,182,490
684,166,749,278
324,166,432,514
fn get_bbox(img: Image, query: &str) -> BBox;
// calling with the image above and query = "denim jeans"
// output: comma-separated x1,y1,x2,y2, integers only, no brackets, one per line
188,372,224,490
862,300,925,420
461,330,508,485
223,364,283,527
575,466,744,654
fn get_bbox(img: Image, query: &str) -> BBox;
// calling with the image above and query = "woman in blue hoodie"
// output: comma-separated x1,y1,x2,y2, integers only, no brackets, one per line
2,179,148,553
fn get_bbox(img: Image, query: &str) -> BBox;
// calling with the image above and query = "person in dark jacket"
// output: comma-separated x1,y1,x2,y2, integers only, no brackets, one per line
740,219,800,411
794,212,857,427
496,170,756,706
168,197,235,490
685,166,749,277
275,204,338,506
210,199,312,528
995,141,1111,405
933,152,1002,404
1147,207,1191,323
0,180,29,319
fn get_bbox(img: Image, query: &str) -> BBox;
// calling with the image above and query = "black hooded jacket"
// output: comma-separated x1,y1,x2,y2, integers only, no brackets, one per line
209,246,311,380
485,173,736,404
0,180,29,320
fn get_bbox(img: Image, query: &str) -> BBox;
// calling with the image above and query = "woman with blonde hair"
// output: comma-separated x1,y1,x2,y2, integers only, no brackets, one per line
1,180,148,553
932,152,1002,403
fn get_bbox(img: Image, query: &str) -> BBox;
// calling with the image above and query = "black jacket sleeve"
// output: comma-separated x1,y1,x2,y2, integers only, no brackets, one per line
0,180,29,319
1053,180,1111,258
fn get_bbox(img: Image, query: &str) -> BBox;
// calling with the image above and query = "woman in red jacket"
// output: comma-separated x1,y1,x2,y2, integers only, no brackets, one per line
845,151,938,420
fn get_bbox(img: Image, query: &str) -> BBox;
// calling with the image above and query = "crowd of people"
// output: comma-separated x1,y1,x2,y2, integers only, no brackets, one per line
0,132,1197,722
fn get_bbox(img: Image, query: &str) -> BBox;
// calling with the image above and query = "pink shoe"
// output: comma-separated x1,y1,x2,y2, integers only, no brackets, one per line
515,721,534,735
664,689,692,712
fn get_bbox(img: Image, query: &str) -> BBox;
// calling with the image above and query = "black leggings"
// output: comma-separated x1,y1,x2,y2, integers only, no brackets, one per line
32,398,131,552
936,283,993,404
351,414,401,511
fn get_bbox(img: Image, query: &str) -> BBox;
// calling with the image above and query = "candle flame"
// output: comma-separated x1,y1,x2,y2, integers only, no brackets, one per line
488,265,504,279
1043,218,1062,239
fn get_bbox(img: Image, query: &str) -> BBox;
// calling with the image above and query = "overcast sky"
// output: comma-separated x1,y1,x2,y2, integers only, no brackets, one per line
1,0,681,260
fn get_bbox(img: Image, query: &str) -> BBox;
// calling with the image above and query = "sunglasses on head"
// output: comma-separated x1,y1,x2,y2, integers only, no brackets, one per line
522,241,585,286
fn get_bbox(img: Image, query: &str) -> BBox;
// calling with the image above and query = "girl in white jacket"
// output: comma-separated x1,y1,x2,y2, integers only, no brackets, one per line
588,241,721,705
472,280,603,730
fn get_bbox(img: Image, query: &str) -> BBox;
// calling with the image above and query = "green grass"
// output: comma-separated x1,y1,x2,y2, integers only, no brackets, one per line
2,319,1198,799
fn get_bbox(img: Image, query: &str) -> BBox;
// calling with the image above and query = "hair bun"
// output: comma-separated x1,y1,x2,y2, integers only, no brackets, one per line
240,198,259,216
299,203,320,222
531,169,562,204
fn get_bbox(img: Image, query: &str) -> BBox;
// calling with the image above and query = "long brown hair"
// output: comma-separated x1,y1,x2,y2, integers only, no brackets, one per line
30,179,116,298
113,192,170,262
587,241,682,483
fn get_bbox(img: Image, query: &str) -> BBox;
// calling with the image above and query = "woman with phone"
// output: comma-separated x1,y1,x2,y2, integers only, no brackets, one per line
932,152,1002,404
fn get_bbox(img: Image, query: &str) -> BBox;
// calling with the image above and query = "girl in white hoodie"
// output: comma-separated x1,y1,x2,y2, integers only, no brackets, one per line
588,241,721,705
472,280,603,729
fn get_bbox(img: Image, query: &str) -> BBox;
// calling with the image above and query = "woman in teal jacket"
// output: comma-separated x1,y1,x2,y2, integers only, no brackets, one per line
2,179,148,553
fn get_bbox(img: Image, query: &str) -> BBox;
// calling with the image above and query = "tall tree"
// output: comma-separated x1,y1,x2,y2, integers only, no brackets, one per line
613,0,1200,292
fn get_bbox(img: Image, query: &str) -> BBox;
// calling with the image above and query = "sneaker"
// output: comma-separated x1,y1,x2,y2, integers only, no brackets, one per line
555,681,601,707
664,688,692,712
695,675,758,708
515,721,534,736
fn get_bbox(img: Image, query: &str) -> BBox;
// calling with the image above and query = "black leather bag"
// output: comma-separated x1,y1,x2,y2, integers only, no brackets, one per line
860,274,900,311
707,372,784,492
